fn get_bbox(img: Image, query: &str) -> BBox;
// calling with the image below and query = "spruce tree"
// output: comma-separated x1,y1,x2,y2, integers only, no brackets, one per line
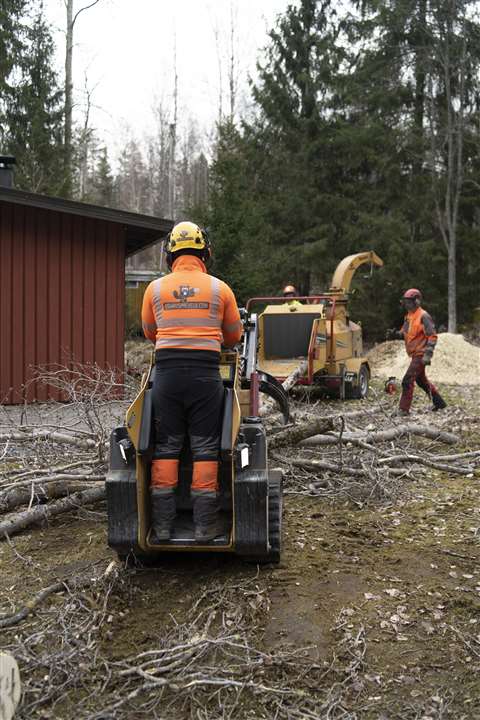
6,2,65,194
0,0,29,147
94,146,114,207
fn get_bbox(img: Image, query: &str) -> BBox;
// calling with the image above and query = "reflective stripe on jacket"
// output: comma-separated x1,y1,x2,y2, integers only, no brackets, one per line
401,307,437,357
141,255,243,353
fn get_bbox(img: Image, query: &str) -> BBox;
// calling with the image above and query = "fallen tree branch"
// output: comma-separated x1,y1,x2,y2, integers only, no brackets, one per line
272,453,412,478
0,429,96,449
377,454,474,475
300,423,459,447
0,561,118,628
0,480,103,513
424,450,480,462
6,458,98,481
0,474,106,493
0,580,68,628
0,485,106,540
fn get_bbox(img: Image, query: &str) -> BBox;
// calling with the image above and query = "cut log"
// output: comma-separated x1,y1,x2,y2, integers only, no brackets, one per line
281,361,308,393
300,424,459,447
260,361,307,417
269,416,334,449
0,486,106,540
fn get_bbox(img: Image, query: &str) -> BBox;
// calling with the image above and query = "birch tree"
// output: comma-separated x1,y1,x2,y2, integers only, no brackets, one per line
425,0,480,332
64,0,101,196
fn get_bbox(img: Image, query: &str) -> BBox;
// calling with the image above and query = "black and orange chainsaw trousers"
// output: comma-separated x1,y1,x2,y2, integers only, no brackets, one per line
150,361,224,497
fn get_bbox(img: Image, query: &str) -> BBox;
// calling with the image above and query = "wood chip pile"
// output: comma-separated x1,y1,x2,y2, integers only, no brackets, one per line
368,333,480,385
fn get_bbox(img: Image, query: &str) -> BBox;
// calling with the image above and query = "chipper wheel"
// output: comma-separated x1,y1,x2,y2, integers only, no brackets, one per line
349,363,370,400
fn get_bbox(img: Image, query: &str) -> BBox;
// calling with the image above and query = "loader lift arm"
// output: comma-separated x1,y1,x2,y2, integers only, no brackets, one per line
329,251,383,295
240,310,290,424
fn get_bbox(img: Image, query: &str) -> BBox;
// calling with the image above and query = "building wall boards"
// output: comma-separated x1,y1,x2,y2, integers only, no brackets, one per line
0,201,125,403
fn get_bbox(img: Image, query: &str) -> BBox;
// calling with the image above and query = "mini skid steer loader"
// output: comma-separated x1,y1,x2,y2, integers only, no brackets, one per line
106,311,289,563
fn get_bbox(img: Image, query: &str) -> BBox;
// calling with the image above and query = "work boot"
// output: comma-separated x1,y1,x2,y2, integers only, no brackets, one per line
150,489,176,543
431,393,447,412
193,494,222,543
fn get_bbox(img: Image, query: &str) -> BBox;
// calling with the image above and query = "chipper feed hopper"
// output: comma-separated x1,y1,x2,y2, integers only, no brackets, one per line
249,251,384,399
106,312,289,563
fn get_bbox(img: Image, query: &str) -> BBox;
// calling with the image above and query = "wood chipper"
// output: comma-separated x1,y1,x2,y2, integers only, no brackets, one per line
106,312,289,563
248,251,384,399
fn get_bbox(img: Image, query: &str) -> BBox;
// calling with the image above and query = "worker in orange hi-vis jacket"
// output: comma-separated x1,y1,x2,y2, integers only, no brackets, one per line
141,221,243,543
387,288,447,417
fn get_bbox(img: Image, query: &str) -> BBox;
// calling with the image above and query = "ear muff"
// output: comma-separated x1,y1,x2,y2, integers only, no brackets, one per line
200,227,212,264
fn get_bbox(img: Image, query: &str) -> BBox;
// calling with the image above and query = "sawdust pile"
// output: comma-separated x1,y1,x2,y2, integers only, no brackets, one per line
368,333,480,385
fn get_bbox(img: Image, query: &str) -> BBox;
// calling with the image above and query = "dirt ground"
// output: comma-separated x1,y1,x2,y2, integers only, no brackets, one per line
1,381,480,719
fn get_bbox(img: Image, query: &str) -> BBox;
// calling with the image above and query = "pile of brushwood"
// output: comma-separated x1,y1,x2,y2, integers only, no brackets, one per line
0,364,135,539
265,368,479,506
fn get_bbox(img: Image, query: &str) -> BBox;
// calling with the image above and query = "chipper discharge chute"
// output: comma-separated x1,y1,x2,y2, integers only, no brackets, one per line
106,312,289,563
250,251,384,399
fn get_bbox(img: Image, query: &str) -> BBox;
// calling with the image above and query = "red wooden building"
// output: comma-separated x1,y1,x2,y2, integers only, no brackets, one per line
0,187,172,403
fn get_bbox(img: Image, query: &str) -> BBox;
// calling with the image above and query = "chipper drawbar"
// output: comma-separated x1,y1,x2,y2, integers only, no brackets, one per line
106,311,289,563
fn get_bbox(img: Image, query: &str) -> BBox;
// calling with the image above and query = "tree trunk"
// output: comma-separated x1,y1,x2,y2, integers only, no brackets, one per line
448,236,457,332
64,0,73,196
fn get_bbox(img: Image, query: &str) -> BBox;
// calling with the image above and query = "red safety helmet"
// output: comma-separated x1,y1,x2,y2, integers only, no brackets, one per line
401,288,422,309
402,288,422,300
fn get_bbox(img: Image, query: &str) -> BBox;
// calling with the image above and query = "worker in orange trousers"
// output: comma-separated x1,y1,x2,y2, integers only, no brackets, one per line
387,288,447,416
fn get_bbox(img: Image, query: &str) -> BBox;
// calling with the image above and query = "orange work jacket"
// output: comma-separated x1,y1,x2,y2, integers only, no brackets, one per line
401,307,437,358
141,255,243,353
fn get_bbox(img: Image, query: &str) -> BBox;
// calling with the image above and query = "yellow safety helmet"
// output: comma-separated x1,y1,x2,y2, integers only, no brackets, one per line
165,221,211,268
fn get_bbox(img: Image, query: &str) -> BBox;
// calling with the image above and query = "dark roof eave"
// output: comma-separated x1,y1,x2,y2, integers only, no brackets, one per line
0,186,174,256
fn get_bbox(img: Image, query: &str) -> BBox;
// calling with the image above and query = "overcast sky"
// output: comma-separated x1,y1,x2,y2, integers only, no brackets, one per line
43,0,291,157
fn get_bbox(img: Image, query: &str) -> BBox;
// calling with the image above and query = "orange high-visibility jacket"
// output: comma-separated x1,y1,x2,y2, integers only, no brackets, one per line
141,255,243,353
401,307,437,358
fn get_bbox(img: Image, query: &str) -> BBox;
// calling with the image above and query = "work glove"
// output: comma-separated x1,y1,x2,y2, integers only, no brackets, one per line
386,328,401,341
422,350,433,365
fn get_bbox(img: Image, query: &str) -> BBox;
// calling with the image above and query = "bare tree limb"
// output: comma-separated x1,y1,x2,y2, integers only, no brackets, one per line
0,480,103,513
300,424,459,447
0,486,106,540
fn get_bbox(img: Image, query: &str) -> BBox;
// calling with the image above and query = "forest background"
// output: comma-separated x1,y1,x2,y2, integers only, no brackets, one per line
1,0,479,339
